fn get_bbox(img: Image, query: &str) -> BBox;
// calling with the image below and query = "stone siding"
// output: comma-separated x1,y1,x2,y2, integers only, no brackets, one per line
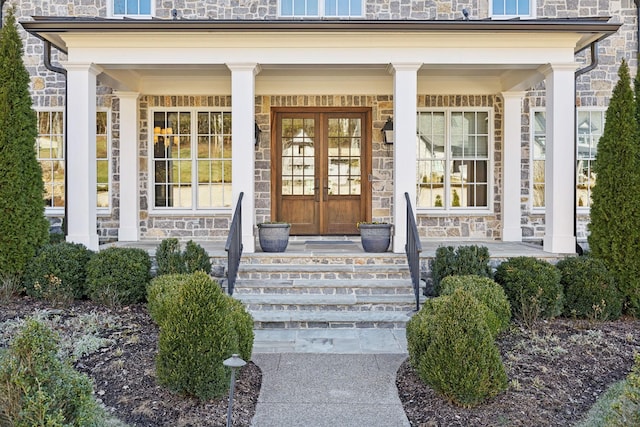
9,0,639,242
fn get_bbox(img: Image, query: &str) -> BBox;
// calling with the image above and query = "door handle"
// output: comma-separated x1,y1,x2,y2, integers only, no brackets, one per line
314,178,320,202
323,186,329,201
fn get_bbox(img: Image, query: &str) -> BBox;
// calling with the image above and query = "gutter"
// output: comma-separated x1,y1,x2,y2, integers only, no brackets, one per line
572,42,599,255
43,40,68,236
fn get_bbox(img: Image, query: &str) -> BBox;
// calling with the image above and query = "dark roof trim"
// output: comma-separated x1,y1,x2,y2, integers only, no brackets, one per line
21,16,619,34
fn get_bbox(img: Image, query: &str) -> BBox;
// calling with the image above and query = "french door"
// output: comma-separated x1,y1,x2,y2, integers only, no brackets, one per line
272,108,371,235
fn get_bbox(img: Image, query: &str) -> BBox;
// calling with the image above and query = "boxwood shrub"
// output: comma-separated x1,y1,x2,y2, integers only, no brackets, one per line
155,238,211,276
86,247,151,306
494,257,563,326
406,289,508,407
23,242,94,303
430,245,492,296
556,256,622,320
0,319,104,426
440,275,512,337
147,272,254,400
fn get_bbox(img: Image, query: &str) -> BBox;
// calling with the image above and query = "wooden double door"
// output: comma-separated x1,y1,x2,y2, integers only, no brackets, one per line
272,108,372,235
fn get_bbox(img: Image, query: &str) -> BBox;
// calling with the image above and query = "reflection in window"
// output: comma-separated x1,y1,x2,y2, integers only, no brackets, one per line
281,118,315,196
532,110,545,208
327,118,361,196
113,0,151,16
153,110,231,210
492,0,532,17
280,0,362,17
417,110,490,209
577,110,604,209
37,110,65,209
96,111,110,209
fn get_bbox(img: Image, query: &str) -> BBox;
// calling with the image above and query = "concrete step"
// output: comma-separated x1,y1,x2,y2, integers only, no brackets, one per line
238,293,420,311
251,310,413,329
237,263,411,280
233,278,416,295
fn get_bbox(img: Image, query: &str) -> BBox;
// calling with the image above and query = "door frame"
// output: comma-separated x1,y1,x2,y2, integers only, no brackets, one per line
270,107,373,234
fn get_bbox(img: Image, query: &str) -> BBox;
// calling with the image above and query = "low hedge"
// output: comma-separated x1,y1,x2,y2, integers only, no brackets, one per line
23,242,94,303
430,245,492,296
147,272,253,400
85,247,151,306
440,275,512,337
556,256,622,320
406,289,508,407
494,257,563,326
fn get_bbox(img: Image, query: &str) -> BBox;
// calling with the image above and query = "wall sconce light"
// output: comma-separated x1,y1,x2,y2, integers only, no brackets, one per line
254,121,261,146
382,117,394,144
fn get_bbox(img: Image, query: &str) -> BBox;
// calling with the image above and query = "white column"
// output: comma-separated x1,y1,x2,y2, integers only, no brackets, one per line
65,63,101,250
227,63,260,253
114,91,140,241
390,63,421,253
501,91,526,242
541,63,578,253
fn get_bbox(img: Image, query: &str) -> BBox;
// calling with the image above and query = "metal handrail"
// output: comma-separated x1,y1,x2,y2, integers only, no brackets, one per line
224,192,244,295
404,192,423,311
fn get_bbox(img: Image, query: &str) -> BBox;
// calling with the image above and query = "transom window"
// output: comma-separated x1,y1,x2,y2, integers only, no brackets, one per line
151,110,232,210
279,0,363,17
36,110,112,211
416,110,491,210
491,0,534,18
112,0,151,17
529,108,604,210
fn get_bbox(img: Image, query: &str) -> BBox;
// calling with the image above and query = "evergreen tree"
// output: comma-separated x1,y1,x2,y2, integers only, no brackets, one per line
0,10,50,279
588,60,640,315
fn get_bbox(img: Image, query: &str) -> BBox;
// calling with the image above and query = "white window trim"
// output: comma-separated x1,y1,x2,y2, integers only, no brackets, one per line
108,0,155,19
148,107,233,215
97,108,112,215
278,0,365,18
489,0,536,20
416,107,494,215
530,107,545,213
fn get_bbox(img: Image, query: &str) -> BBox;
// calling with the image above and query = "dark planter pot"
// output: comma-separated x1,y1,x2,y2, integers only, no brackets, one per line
359,223,392,253
258,223,291,252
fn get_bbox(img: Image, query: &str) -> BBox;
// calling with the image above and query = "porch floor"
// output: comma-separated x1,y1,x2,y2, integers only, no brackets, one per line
104,237,564,258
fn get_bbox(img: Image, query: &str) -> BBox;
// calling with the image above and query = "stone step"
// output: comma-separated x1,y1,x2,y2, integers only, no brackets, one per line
233,278,417,295
237,293,419,309
251,310,413,329
237,263,411,280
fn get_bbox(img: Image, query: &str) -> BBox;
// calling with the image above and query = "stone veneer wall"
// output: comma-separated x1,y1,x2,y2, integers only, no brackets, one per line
136,95,233,240
416,95,503,240
12,0,639,243
254,95,395,225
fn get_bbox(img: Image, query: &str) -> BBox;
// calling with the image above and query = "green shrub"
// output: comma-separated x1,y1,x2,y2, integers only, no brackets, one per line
430,245,492,295
406,289,508,407
147,272,254,399
556,256,622,320
0,319,104,426
494,257,563,326
604,354,640,426
155,239,211,276
156,238,185,275
440,275,512,337
183,240,212,274
86,247,151,306
49,232,66,244
23,242,94,303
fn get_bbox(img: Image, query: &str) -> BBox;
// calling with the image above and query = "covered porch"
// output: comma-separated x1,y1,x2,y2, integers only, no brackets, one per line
23,17,620,255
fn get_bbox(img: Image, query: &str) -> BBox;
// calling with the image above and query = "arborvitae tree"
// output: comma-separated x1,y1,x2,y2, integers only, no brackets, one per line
588,60,640,315
0,10,50,279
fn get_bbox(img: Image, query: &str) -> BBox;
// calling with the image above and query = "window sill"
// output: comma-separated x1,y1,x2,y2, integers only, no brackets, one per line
416,209,493,216
148,208,232,217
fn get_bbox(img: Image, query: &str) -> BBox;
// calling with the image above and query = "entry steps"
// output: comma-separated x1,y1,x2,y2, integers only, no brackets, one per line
232,254,424,329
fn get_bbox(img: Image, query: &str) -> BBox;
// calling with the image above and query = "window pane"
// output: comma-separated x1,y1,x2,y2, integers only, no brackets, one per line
114,0,125,14
325,0,336,15
307,0,318,15
37,110,65,208
281,0,293,14
96,111,109,208
139,0,151,14
127,0,139,15
493,0,505,15
505,0,517,15
337,0,349,15
517,0,529,15
350,0,361,15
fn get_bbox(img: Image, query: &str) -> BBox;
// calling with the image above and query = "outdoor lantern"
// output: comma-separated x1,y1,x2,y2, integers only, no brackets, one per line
223,354,246,427
382,117,394,144
254,121,261,146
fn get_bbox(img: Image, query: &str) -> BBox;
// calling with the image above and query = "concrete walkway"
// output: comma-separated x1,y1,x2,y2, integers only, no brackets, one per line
250,329,410,427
